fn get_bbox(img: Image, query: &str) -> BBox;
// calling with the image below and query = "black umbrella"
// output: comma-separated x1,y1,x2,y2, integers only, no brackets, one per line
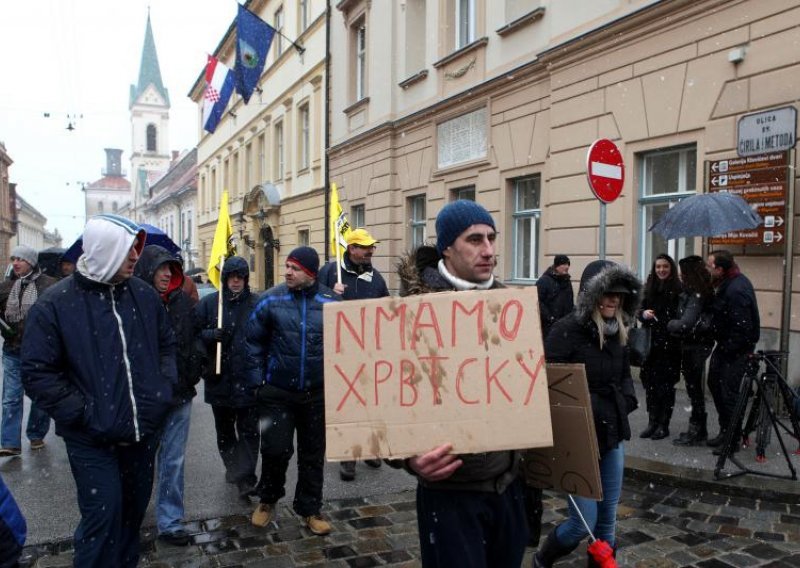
62,223,181,263
648,192,762,240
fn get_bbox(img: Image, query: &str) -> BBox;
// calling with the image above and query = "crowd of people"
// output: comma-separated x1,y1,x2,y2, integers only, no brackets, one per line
0,207,767,568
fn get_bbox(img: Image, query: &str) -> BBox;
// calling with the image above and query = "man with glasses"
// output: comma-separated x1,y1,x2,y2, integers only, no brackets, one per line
318,228,389,481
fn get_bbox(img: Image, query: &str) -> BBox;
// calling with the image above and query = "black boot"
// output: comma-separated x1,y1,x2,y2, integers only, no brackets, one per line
651,423,670,440
533,530,577,568
707,429,727,447
674,413,708,446
639,416,658,438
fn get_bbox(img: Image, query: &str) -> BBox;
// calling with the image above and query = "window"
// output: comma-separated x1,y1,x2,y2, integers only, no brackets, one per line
224,158,230,193
299,104,310,170
146,124,157,152
274,7,284,57
405,0,426,75
456,0,476,49
351,204,365,228
232,152,240,195
275,121,284,180
112,201,118,213
437,108,487,169
98,201,104,214
258,133,266,182
409,195,426,248
511,176,541,280
210,167,217,210
639,145,697,275
299,0,309,32
452,185,475,201
298,228,310,246
354,20,367,101
245,142,253,191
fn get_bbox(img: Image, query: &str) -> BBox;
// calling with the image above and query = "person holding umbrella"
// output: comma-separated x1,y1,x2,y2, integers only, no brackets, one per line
535,260,641,567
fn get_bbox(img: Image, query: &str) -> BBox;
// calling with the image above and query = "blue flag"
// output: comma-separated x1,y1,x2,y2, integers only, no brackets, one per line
235,4,275,104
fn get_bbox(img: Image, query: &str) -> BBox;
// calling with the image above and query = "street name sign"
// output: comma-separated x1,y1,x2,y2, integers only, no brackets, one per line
737,106,797,157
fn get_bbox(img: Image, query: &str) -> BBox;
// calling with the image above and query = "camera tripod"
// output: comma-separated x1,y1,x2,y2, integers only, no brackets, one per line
713,350,800,481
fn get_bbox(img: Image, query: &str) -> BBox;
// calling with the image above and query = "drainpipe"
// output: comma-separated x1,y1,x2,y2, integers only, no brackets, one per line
323,0,331,263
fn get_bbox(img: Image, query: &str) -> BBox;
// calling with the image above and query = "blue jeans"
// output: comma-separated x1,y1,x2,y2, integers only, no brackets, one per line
65,434,158,568
1,351,50,448
155,401,192,535
555,443,624,547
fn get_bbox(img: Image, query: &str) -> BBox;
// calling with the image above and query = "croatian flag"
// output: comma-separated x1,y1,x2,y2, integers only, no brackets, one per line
202,55,235,134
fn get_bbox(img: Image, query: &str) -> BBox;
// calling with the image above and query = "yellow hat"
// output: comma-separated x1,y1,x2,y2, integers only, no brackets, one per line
346,228,378,247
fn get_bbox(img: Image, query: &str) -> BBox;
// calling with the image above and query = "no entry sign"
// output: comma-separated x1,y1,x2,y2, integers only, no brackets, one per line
586,139,625,203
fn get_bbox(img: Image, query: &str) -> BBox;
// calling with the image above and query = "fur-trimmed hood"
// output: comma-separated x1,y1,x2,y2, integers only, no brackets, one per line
575,261,642,323
397,245,450,296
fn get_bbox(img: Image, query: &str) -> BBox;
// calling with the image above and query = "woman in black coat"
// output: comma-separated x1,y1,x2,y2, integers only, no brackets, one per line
638,254,682,440
533,260,641,568
667,256,714,445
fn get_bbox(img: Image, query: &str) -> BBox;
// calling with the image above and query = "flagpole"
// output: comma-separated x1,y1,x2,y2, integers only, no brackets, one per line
215,254,224,374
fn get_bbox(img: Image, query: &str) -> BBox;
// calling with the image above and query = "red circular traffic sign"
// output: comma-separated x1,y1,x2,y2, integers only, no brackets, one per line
586,139,625,203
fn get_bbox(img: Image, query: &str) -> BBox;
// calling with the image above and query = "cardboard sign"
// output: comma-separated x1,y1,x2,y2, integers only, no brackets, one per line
323,287,551,460
522,364,602,500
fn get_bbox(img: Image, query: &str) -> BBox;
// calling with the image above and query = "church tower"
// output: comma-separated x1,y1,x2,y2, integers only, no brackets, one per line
129,11,170,219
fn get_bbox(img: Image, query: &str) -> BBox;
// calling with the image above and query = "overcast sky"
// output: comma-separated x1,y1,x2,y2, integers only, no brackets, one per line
0,0,238,244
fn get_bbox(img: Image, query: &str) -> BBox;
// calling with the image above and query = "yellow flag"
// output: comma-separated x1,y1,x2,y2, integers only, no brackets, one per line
329,183,351,258
207,190,236,289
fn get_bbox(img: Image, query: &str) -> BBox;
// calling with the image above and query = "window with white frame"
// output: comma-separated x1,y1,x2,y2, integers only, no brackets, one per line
351,204,365,228
511,175,541,280
299,104,310,170
437,108,487,169
456,0,476,49
275,121,284,180
274,6,284,57
258,133,266,182
354,20,367,101
452,185,475,201
638,145,697,275
245,142,253,190
409,195,426,248
299,0,309,32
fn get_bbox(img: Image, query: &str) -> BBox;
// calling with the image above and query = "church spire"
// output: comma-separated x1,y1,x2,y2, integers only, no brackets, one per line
130,12,170,108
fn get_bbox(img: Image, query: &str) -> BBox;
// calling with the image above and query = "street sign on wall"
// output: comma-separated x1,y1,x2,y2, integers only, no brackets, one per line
737,106,797,157
708,152,788,246
586,139,625,203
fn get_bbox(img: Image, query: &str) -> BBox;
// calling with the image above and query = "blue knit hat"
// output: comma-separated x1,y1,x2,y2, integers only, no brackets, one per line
287,246,319,277
436,200,496,253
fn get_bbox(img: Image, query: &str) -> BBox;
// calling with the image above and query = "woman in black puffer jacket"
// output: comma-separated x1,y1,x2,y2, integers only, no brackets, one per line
638,254,682,440
533,260,642,568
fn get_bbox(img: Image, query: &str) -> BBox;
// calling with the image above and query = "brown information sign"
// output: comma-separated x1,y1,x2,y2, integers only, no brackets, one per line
708,152,789,246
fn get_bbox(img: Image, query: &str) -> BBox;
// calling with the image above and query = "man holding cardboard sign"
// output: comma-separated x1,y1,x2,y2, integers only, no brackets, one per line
395,201,531,567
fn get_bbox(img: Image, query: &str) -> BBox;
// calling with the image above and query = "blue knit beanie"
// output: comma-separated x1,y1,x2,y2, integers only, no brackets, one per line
436,200,496,253
287,246,319,277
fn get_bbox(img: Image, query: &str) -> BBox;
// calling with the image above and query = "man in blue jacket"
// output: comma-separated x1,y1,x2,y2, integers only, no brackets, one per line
21,215,177,568
317,228,389,481
246,246,339,536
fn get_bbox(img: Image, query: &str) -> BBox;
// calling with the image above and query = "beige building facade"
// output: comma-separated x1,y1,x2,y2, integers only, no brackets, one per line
191,0,327,291
0,143,16,262
328,0,800,381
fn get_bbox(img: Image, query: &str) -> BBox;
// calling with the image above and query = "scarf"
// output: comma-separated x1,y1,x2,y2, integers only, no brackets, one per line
5,269,41,324
603,317,619,337
437,259,494,291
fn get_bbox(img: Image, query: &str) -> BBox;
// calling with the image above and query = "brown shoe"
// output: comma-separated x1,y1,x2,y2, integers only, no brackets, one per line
30,439,45,450
304,515,331,536
251,503,276,527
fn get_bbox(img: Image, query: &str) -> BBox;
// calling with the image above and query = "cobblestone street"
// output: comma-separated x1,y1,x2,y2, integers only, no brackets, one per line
19,475,800,568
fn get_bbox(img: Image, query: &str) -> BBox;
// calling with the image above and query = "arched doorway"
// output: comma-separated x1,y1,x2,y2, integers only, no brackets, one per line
261,225,277,289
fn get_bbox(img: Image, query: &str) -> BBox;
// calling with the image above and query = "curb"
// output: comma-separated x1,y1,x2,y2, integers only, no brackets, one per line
624,454,800,501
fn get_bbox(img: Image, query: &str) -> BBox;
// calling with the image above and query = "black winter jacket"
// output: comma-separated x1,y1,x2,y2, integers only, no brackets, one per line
710,270,760,354
21,272,177,444
536,267,574,339
546,263,641,455
0,271,58,354
395,245,517,493
246,281,339,392
195,258,259,407
318,254,390,300
134,245,202,405
667,290,714,348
